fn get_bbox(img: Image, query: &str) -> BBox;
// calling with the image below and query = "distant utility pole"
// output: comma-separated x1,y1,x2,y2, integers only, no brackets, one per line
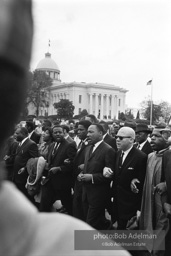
147,79,153,126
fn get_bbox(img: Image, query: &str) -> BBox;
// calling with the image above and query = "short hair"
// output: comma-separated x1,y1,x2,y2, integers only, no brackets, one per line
52,125,64,132
78,120,92,130
19,127,28,137
91,123,104,134
62,125,70,133
26,121,35,131
86,114,98,123
99,121,109,132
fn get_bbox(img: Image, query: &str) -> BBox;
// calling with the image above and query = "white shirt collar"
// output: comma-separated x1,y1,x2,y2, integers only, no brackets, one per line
28,130,34,138
92,140,103,152
138,140,148,150
122,145,133,162
103,133,108,139
20,137,28,146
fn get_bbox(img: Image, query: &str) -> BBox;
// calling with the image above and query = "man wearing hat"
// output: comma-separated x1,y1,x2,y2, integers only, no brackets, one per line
135,123,153,155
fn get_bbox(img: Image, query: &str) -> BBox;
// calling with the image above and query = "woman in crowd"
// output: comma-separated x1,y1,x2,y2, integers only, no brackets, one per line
38,127,54,160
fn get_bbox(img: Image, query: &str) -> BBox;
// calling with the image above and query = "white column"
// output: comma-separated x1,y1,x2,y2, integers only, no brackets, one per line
111,95,114,119
95,93,98,118
115,95,118,119
89,93,93,113
106,94,109,119
100,94,104,119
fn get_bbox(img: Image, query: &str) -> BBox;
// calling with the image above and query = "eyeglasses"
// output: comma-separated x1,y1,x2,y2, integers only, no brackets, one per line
116,136,131,140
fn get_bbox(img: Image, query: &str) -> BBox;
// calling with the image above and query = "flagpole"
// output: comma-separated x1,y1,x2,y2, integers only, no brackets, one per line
48,39,50,53
150,80,153,126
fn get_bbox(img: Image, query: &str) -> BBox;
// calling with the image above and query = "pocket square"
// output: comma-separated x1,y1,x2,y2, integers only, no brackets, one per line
128,167,134,170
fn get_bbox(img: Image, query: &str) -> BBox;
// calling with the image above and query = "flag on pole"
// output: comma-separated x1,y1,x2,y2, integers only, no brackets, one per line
147,79,152,85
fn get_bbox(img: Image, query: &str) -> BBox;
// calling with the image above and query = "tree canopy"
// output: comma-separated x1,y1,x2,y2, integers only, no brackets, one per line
54,99,75,120
26,70,53,117
140,99,171,124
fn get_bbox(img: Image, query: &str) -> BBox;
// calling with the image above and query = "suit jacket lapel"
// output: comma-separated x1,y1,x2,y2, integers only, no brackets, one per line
76,142,86,157
121,147,135,168
89,141,104,160
116,147,135,175
51,142,62,160
17,138,29,154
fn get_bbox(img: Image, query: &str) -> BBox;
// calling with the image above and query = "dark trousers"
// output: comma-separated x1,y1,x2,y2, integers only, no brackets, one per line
40,183,73,215
117,218,128,230
82,191,111,230
73,181,85,221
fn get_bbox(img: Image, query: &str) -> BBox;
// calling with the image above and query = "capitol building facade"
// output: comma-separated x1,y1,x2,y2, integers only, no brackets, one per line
29,52,128,120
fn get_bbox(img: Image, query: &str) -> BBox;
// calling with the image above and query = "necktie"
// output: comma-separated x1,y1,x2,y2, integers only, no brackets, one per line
52,142,59,155
89,144,94,158
119,151,124,167
17,142,21,153
77,140,83,151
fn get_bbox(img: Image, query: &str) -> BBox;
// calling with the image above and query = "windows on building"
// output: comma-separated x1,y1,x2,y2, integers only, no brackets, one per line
119,99,121,107
79,95,82,103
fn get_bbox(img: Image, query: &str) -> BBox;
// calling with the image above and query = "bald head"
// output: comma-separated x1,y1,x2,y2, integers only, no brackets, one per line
117,127,135,140
116,127,135,151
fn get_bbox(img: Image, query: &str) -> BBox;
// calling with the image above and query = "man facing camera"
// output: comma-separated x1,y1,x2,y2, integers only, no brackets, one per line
80,123,116,230
39,125,76,215
135,123,153,155
104,127,147,229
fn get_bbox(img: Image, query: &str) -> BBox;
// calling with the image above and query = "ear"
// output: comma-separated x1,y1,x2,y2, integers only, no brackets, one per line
130,137,135,143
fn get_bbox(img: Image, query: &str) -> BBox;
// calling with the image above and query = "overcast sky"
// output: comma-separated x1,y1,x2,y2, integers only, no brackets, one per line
31,0,171,109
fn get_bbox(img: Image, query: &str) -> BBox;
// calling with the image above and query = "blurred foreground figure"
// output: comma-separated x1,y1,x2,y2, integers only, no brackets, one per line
0,1,130,256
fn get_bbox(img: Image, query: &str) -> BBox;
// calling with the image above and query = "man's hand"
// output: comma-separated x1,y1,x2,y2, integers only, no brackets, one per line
18,167,25,174
103,167,113,178
64,159,70,165
77,173,92,182
49,167,61,174
131,179,140,193
163,203,171,217
3,155,10,161
78,164,84,171
155,182,167,195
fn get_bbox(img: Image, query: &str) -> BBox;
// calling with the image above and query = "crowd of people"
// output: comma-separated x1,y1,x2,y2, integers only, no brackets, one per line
2,114,171,255
0,1,171,256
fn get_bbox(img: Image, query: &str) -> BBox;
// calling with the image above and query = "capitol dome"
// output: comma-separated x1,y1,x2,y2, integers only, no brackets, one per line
36,52,60,81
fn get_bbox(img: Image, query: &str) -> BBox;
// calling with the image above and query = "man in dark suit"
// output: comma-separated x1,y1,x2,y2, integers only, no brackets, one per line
104,126,147,229
79,124,116,230
100,121,117,151
26,121,41,144
72,120,91,220
13,127,39,198
135,123,153,155
40,125,77,215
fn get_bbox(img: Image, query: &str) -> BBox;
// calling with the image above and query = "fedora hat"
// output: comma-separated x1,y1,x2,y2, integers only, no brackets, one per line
124,121,136,130
135,124,151,133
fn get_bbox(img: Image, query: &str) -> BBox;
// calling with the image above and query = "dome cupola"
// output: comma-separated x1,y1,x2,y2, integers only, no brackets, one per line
36,52,60,81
